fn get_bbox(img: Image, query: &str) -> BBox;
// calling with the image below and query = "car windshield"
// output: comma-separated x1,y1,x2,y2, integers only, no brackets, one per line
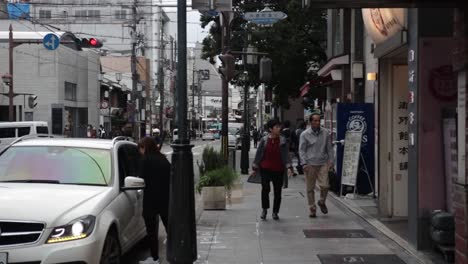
0,146,111,186
228,127,240,135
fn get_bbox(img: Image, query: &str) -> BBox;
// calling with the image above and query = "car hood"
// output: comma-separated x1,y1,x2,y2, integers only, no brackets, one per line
0,183,113,226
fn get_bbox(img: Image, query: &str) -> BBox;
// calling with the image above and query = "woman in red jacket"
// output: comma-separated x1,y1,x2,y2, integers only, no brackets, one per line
252,119,293,220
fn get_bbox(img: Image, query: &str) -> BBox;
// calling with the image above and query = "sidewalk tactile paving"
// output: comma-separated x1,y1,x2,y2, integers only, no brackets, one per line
317,254,406,264
303,229,373,238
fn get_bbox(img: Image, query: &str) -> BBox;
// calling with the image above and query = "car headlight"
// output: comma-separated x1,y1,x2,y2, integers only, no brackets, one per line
46,215,96,244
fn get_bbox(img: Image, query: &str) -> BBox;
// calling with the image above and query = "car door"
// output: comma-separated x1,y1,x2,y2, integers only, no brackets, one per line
125,144,145,235
115,144,141,248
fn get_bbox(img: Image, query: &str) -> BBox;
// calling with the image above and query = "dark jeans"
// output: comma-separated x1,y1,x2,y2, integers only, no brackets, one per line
261,168,284,213
143,213,168,260
254,139,258,148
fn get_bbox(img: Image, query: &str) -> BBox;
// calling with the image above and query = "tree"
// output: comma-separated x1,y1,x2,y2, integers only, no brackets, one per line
200,0,327,108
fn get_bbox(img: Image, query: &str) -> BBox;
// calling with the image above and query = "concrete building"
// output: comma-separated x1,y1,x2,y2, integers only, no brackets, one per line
0,0,174,137
304,1,467,263
0,29,100,137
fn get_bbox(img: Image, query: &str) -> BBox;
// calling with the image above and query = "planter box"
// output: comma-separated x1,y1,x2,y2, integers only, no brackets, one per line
202,186,226,210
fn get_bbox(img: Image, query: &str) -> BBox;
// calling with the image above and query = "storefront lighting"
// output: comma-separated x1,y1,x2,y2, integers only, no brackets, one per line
367,72,377,81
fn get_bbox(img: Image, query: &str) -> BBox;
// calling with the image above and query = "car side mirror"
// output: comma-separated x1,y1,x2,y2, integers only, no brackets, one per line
121,176,145,191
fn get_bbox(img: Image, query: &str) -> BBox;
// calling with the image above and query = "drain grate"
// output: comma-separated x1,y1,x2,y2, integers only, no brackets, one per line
317,254,406,264
303,229,373,238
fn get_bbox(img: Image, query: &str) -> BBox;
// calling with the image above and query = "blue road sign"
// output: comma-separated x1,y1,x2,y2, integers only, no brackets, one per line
204,9,218,17
43,33,60,50
244,11,287,25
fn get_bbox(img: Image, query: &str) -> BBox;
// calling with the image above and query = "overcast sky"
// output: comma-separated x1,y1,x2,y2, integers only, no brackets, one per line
162,1,212,47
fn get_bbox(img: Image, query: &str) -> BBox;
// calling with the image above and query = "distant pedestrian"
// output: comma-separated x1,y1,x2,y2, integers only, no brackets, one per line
138,137,171,264
63,125,71,138
98,125,106,139
152,128,162,150
281,120,297,176
252,128,259,148
252,119,293,221
299,113,334,218
294,120,306,174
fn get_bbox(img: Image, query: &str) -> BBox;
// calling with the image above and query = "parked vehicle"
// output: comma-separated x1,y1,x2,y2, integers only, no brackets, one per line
202,131,215,141
0,136,146,263
228,134,239,149
228,124,242,150
0,121,49,151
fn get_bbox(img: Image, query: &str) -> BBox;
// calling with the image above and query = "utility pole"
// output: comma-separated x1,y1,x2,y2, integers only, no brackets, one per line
220,11,231,163
192,65,197,139
131,0,139,140
8,24,14,121
158,22,166,134
167,0,197,263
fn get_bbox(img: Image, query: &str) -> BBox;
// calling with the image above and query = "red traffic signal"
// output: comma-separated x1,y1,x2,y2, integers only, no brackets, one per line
79,37,103,48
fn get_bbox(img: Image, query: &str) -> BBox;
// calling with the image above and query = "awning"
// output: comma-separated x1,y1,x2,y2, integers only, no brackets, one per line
299,75,334,97
300,82,311,97
317,54,349,77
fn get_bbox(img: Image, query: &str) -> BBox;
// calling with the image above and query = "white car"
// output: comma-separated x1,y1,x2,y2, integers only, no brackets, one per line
228,134,239,149
202,132,215,141
0,136,146,264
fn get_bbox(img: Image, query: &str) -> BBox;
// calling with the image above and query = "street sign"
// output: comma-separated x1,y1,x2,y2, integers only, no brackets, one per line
192,0,231,11
243,11,287,25
199,69,210,80
43,33,59,50
203,9,219,17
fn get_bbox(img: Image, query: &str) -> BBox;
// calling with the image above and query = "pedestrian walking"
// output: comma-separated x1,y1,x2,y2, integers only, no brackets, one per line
299,113,334,218
98,125,106,139
252,119,293,221
294,120,306,174
152,128,163,150
138,137,171,264
281,120,297,176
252,128,259,148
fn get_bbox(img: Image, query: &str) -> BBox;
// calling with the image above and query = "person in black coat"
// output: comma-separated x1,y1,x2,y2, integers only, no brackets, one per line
138,137,170,264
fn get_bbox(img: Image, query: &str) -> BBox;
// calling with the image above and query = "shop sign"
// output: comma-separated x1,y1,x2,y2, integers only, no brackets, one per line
362,8,406,44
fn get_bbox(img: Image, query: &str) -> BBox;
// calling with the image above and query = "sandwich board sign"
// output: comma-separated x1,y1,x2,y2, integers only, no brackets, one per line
341,131,363,187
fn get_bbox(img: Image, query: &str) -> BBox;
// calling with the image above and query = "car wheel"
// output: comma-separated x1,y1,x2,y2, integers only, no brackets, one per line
100,231,121,264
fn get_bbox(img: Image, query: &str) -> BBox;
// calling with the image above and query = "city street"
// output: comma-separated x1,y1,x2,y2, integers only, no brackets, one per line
0,0,466,263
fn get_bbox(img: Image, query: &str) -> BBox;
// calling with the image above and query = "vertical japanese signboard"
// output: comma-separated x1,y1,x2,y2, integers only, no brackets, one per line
335,103,374,194
341,131,363,186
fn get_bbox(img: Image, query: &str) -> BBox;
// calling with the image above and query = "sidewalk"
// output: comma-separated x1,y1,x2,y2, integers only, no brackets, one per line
194,172,424,264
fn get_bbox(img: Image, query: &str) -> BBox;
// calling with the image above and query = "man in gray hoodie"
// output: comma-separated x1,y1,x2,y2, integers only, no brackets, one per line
299,113,334,218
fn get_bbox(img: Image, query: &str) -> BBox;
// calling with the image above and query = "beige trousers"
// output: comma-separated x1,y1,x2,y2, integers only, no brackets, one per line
305,164,329,210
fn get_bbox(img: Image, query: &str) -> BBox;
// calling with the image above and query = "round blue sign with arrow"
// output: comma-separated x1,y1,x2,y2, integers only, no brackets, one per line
43,33,60,51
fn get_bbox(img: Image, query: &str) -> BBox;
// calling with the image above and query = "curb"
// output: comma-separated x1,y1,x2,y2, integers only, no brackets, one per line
329,193,434,264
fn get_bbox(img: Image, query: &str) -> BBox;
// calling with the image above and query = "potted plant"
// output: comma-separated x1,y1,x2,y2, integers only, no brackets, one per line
196,147,239,210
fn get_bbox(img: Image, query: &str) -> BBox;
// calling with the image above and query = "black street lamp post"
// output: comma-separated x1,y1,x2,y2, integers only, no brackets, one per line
240,69,250,175
166,0,197,263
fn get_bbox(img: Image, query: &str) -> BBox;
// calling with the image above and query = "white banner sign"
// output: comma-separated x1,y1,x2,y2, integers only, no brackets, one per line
341,131,363,186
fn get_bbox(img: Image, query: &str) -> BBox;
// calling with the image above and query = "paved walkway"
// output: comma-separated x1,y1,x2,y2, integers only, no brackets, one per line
194,173,424,264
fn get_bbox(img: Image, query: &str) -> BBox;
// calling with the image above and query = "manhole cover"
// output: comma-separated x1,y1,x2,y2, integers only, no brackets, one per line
318,254,406,264
303,229,373,238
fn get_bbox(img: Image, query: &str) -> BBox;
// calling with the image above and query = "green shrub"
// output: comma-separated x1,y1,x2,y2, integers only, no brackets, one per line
197,146,224,176
196,166,239,194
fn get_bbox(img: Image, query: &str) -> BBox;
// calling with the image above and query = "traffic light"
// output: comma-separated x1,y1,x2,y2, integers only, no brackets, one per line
259,57,272,82
218,53,235,81
78,38,103,48
28,95,37,109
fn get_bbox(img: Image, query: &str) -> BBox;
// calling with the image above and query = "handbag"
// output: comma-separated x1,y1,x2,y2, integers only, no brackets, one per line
247,171,262,184
328,167,338,192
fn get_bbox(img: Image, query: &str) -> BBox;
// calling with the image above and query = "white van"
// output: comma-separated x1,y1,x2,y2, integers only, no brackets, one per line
0,121,49,150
